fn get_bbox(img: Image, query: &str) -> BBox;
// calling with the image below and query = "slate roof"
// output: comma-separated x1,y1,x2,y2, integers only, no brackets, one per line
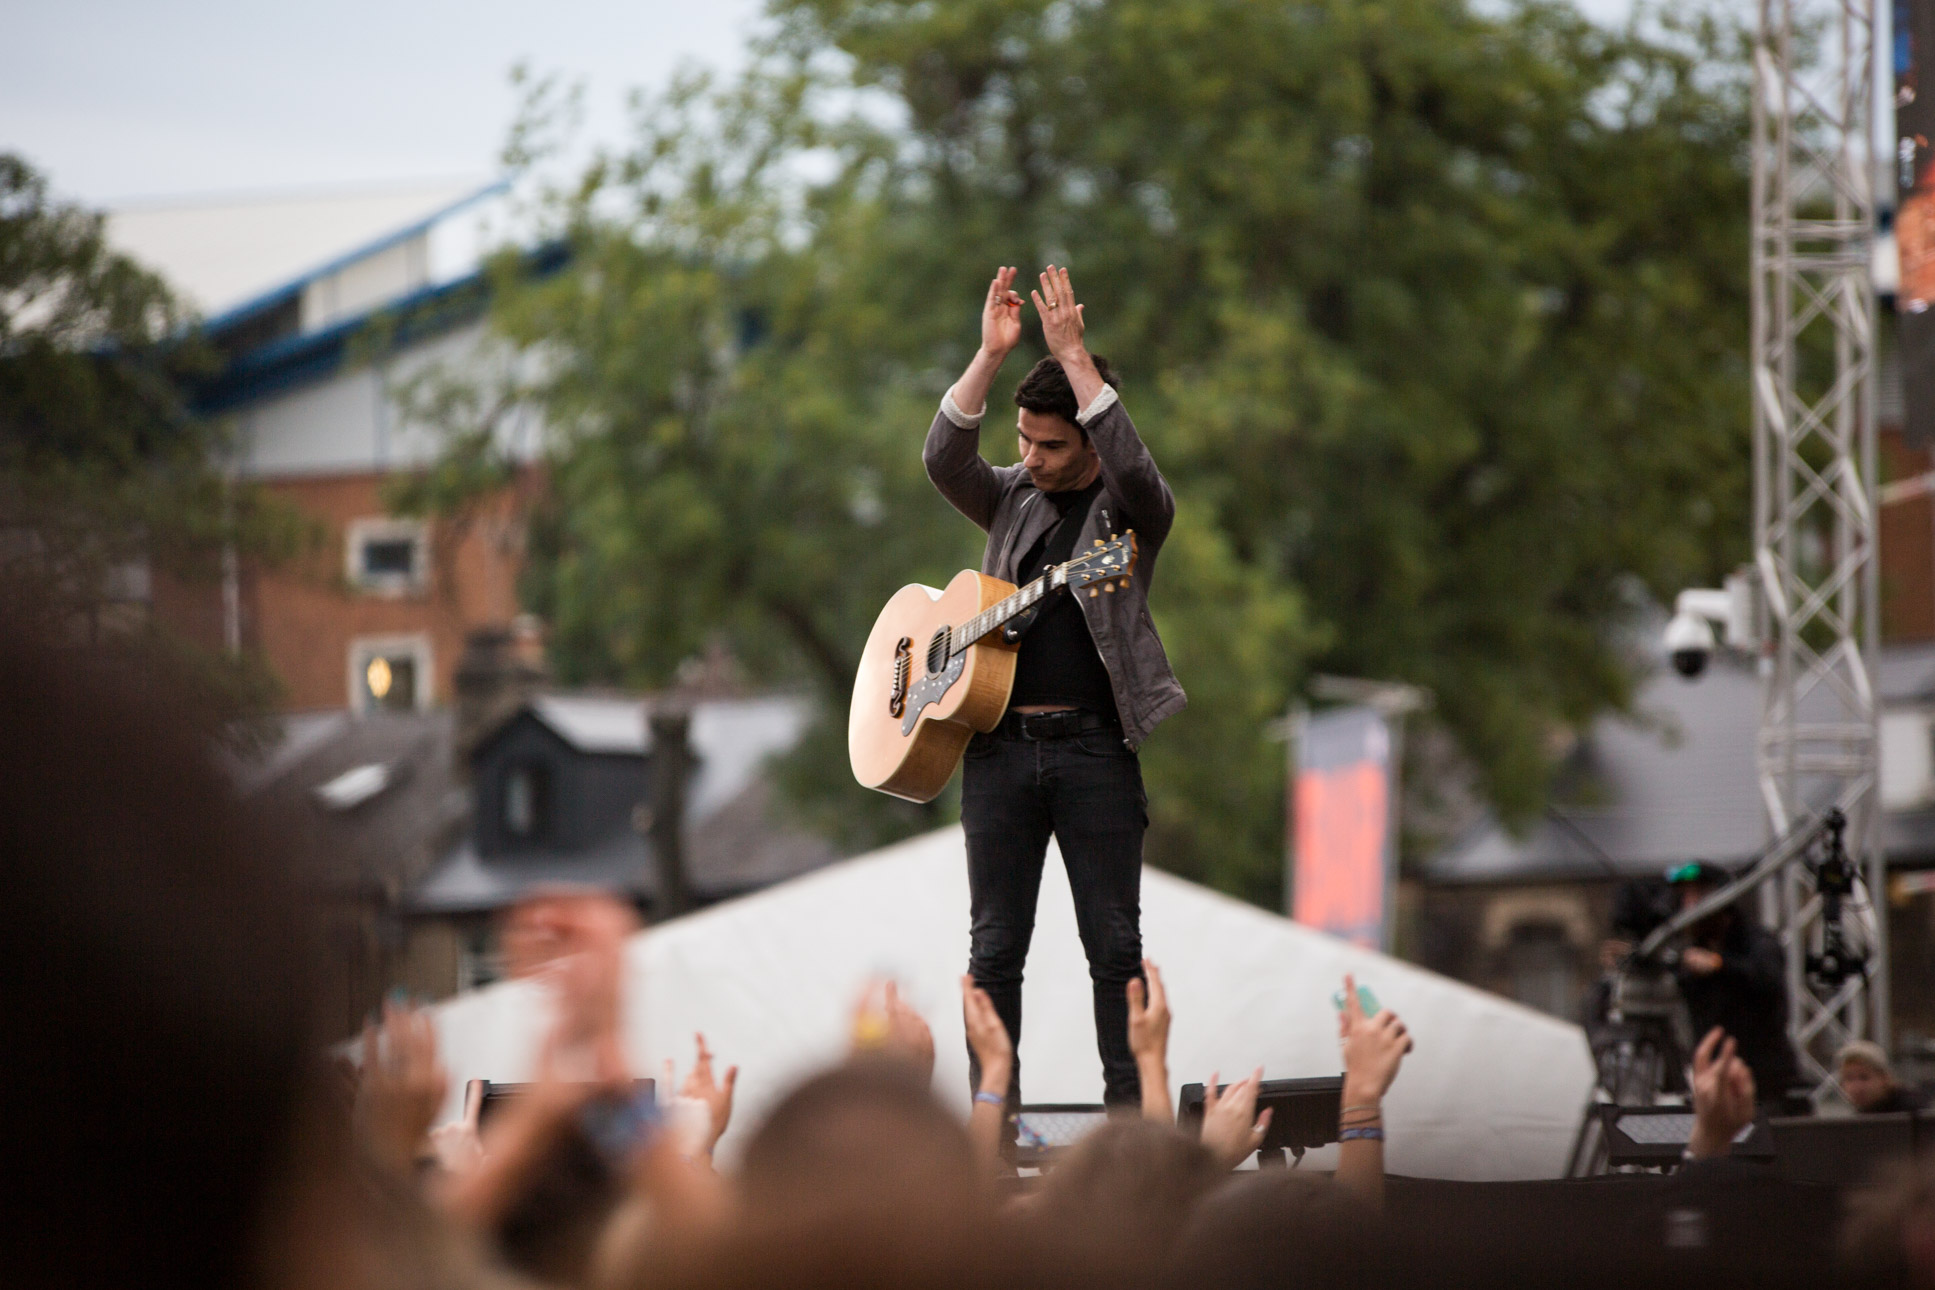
407,693,837,914
229,692,840,915
1426,642,1935,885
233,709,466,902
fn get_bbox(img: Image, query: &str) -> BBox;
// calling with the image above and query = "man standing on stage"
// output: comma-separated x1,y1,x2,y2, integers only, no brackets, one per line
923,264,1186,1124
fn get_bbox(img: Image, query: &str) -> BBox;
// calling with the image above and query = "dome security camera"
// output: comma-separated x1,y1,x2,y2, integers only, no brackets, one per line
1664,610,1715,679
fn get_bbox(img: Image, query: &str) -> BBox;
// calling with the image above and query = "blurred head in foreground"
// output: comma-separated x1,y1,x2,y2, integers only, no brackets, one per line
1026,1117,1226,1288
652,1058,997,1290
0,623,325,1290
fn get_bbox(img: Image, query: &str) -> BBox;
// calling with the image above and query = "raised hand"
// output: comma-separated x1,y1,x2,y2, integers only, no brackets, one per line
677,1031,739,1157
540,892,637,1087
1199,1067,1272,1170
852,978,936,1082
961,974,1013,1080
1126,959,1170,1066
1339,973,1411,1106
981,266,1024,357
1681,947,1723,975
354,998,449,1173
428,1080,485,1177
883,981,935,1080
1030,264,1086,360
1687,1026,1757,1159
503,890,637,1087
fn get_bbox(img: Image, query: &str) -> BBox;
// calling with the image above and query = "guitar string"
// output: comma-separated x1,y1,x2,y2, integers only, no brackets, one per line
944,542,1129,658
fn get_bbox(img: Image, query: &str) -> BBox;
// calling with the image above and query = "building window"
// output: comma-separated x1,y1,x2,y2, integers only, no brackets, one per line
346,517,428,596
349,635,432,713
1507,923,1578,1020
503,761,551,842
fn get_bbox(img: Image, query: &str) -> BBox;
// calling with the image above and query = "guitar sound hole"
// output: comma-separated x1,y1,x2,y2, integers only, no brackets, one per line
926,628,949,674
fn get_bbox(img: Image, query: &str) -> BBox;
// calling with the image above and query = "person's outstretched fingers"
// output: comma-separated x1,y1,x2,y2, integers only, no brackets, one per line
1693,1025,1724,1072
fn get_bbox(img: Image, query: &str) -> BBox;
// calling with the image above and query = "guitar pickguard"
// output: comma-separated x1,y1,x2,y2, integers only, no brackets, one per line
900,653,967,736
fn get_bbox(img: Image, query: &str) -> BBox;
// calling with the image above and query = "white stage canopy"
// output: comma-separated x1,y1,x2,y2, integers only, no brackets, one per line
430,825,1596,1180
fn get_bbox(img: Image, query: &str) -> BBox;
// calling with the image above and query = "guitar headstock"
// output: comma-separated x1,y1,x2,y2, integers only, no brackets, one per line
1062,531,1139,594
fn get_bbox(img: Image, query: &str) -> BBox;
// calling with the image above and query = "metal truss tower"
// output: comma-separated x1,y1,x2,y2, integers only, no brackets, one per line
1750,0,1889,1090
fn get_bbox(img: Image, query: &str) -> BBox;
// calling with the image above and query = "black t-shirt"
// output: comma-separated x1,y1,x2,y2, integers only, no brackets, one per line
1008,480,1119,721
1675,919,1801,1100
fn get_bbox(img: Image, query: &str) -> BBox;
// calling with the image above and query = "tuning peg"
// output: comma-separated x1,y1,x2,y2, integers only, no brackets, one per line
1104,582,1115,593
1089,588,1099,598
1119,579,1132,591
1093,539,1105,547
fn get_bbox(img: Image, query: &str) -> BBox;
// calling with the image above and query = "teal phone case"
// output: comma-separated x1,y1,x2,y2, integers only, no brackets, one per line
1331,984,1380,1016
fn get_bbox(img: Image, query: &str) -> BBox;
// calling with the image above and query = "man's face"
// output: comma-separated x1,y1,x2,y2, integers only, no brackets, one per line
1839,1058,1893,1111
1016,408,1100,494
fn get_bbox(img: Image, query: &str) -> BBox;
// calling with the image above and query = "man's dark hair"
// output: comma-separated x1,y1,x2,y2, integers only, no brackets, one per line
1013,354,1119,429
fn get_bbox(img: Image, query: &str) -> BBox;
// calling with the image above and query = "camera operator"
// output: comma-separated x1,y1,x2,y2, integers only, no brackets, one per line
1588,874,1688,1095
1661,861,1803,1113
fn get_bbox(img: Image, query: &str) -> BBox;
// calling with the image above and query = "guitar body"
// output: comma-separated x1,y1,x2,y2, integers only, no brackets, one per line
849,569,1019,802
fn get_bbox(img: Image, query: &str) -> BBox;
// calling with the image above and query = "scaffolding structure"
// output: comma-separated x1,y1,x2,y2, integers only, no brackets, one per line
1749,0,1889,1090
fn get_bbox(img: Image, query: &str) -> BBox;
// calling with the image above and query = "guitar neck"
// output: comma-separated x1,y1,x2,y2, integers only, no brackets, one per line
950,568,1066,654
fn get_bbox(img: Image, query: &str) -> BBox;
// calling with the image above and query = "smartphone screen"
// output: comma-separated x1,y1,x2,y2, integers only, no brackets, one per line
579,1086,662,1165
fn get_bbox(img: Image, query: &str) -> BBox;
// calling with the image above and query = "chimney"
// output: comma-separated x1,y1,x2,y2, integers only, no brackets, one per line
454,622,548,768
646,702,694,918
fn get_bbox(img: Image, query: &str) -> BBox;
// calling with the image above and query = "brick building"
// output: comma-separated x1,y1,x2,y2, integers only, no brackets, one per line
118,180,543,712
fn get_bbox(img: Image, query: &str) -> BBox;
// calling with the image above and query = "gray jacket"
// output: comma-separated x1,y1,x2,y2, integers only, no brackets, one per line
922,386,1186,750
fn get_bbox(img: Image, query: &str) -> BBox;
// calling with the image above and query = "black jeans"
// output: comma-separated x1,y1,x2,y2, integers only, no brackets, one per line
961,727,1148,1115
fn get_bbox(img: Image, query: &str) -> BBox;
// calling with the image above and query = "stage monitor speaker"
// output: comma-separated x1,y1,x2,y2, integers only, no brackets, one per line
1177,1074,1344,1165
1768,1111,1917,1187
1588,1103,1775,1169
1012,1102,1110,1169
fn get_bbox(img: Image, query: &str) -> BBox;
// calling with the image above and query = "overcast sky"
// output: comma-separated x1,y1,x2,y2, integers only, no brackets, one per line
2,0,768,205
8,0,1648,209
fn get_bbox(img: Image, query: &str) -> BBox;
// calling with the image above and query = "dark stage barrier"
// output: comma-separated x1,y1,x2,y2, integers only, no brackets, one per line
1372,1116,1929,1290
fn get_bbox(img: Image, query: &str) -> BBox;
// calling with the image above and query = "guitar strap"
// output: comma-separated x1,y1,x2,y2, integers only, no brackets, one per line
1001,486,1098,644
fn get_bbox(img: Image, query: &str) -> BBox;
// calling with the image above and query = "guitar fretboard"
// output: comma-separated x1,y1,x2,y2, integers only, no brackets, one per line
948,566,1069,657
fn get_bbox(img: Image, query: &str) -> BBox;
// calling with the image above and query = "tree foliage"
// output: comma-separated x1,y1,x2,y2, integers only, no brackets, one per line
405,0,1754,901
0,153,301,712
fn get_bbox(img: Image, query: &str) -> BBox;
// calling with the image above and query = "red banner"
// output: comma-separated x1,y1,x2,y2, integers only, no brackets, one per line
1291,707,1394,948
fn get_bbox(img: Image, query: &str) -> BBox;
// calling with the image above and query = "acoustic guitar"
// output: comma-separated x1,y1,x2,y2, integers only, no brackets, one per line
848,532,1138,802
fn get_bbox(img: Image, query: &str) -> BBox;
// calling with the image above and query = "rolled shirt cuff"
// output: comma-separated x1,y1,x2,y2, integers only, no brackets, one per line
1076,384,1119,426
941,388,985,429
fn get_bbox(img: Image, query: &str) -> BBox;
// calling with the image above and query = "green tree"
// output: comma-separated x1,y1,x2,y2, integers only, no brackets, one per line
0,154,300,714
406,0,1755,900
